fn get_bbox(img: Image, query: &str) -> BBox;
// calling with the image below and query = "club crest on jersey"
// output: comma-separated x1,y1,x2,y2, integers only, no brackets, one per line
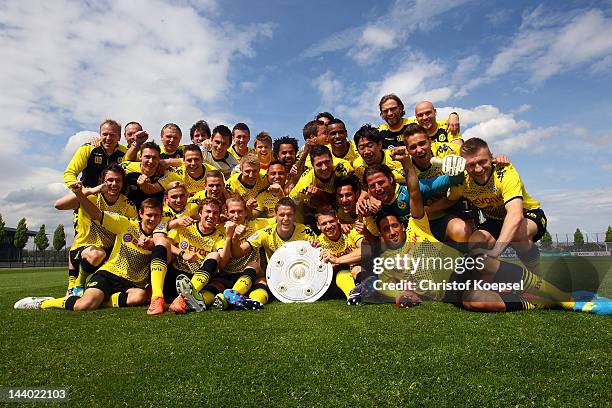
398,201,407,209
94,156,103,164
179,241,189,250
123,233,133,242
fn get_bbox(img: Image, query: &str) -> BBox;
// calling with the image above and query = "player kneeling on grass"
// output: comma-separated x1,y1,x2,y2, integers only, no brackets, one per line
55,163,137,296
176,196,270,312
150,198,229,314
15,186,163,312
360,147,612,315
315,207,367,305
430,137,545,274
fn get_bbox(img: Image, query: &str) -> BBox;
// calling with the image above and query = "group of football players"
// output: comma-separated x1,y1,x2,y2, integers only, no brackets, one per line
14,95,611,315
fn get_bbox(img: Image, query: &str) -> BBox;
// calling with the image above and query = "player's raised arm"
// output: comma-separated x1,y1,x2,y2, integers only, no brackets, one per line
54,184,106,210
392,146,424,219
69,182,103,221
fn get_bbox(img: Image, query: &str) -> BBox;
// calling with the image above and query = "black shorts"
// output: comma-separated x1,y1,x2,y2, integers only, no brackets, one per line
86,270,139,300
442,267,477,308
477,208,547,243
69,246,112,267
164,266,193,302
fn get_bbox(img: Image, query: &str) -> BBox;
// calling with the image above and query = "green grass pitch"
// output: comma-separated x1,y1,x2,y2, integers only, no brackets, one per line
1,258,611,407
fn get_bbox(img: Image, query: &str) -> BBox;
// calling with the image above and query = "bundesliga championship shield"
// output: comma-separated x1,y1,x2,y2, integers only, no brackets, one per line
266,241,333,303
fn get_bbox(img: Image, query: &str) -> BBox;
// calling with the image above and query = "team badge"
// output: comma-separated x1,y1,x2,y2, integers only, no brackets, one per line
123,233,132,242
398,201,407,209
179,241,189,250
94,156,103,164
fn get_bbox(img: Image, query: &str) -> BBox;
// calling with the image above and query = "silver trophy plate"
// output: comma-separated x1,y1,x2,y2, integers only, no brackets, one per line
266,240,333,303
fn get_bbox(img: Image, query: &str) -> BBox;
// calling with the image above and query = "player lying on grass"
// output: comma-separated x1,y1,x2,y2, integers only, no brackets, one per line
54,163,137,296
173,196,270,313
315,207,366,305
15,187,164,312
429,137,546,274
354,147,611,314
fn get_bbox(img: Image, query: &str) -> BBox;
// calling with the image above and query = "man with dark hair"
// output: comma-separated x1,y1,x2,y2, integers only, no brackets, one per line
377,94,412,149
16,187,164,313
359,161,460,235
121,141,181,208
229,122,253,160
316,112,334,126
168,144,216,196
316,206,365,305
353,124,405,185
327,118,359,165
273,136,298,174
402,123,471,243
255,160,288,218
187,170,230,212
55,163,137,296
189,120,211,145
290,145,353,208
202,125,239,179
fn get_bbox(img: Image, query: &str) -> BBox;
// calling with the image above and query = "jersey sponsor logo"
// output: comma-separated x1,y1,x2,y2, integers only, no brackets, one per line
123,233,133,242
179,240,189,250
472,196,502,206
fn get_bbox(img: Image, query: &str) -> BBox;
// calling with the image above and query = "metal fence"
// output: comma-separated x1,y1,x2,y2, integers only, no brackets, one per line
0,249,68,268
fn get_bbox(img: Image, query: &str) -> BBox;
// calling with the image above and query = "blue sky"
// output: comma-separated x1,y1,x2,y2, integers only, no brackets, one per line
0,0,611,241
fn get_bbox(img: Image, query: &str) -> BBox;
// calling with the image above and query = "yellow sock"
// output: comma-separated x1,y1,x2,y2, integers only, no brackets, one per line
75,270,87,287
232,275,253,295
249,288,269,305
41,296,71,310
336,270,355,299
522,269,570,303
192,271,211,293
202,290,215,306
150,259,167,298
67,276,76,290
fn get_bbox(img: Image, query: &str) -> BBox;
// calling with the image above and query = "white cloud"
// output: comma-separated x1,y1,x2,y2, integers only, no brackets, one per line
301,0,471,63
334,52,453,123
0,0,272,235
312,70,343,107
485,8,612,84
538,187,612,234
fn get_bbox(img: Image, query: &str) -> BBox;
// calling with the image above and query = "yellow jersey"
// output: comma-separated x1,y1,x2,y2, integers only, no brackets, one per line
64,143,126,188
378,118,412,149
228,145,255,161
448,164,540,220
289,159,353,204
96,212,157,286
72,193,137,250
247,222,316,261
167,224,226,274
317,228,363,260
377,214,460,301
225,172,269,201
168,163,216,196
222,218,270,274
353,150,404,186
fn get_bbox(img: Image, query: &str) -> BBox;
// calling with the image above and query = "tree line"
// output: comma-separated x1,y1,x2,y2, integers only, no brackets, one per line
0,213,66,259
